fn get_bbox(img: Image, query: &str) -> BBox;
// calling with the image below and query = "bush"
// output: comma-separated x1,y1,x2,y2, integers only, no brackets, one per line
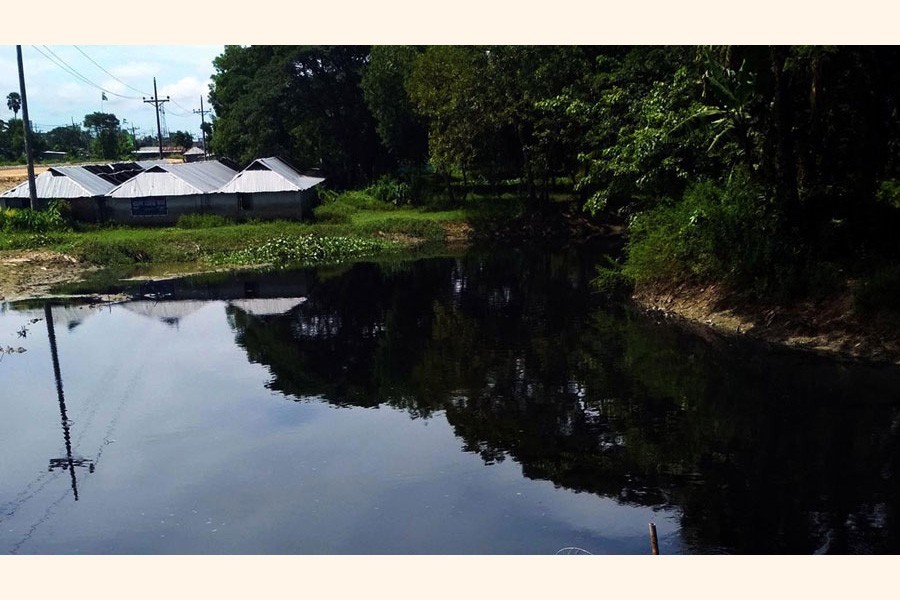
176,214,232,229
337,190,394,211
0,200,72,233
312,190,396,223
623,174,802,298
592,260,635,301
313,201,356,224
365,175,410,205
876,180,900,209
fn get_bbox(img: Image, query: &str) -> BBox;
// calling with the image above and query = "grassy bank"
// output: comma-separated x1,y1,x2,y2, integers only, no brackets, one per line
0,211,463,269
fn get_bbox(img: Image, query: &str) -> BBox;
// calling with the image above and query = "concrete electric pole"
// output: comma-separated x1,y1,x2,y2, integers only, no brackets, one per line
142,77,169,160
16,45,37,209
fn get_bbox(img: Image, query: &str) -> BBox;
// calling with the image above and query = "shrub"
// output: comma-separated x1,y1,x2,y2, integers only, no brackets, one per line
876,180,900,209
623,174,802,298
592,260,635,301
313,201,356,224
337,190,394,211
176,214,232,229
365,175,410,206
312,190,396,223
0,200,72,233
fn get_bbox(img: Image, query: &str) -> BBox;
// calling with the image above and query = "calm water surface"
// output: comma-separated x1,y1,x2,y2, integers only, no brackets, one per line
2,247,899,554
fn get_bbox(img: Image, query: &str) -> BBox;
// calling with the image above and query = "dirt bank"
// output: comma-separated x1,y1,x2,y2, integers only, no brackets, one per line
0,250,96,302
634,282,900,365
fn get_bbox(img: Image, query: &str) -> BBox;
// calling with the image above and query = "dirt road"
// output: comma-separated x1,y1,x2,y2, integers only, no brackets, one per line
0,165,50,191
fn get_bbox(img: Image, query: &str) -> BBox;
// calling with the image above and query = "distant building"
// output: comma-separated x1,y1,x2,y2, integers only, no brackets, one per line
0,156,324,224
183,147,205,163
132,146,183,159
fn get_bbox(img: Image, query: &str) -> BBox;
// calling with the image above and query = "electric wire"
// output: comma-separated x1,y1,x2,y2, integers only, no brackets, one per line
72,45,152,97
31,45,142,101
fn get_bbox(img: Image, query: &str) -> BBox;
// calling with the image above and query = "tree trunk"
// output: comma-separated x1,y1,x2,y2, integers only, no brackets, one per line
770,45,800,227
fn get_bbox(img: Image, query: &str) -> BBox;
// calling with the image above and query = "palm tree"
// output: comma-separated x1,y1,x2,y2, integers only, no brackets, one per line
7,92,21,119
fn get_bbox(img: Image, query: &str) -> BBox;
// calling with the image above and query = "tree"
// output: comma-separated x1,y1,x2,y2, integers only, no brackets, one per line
361,46,428,167
44,125,90,155
83,112,121,159
209,45,385,186
169,130,194,151
6,92,21,119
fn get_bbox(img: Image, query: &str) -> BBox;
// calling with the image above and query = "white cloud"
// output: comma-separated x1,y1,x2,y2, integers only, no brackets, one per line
110,61,159,82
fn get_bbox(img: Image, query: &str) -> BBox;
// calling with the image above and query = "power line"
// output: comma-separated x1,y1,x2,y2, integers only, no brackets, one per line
72,46,152,97
31,45,143,101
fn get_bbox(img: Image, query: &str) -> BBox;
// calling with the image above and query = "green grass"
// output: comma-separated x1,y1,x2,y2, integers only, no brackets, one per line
0,206,470,275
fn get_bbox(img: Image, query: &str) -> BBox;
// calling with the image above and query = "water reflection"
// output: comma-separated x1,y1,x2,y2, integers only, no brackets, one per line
217,249,900,554
4,247,900,554
44,304,93,501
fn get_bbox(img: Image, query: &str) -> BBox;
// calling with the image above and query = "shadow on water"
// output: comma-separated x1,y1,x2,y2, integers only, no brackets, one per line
209,246,900,554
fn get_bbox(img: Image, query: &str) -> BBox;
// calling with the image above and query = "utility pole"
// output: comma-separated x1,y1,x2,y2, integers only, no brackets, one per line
142,77,169,160
16,45,37,210
193,96,211,160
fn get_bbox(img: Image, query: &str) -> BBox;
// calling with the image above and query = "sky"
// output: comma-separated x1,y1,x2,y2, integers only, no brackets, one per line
0,45,224,144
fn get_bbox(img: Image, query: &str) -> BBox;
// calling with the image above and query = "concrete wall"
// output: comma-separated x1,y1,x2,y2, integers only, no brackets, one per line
102,190,318,225
4,189,320,225
2,198,52,210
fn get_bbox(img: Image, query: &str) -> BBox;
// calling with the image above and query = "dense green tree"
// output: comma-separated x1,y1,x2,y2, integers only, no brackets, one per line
44,125,90,155
168,130,194,151
1,118,46,161
209,45,385,186
83,112,121,160
361,45,428,167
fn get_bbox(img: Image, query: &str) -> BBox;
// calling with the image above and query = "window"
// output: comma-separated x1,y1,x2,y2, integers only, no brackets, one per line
238,193,253,211
131,198,167,217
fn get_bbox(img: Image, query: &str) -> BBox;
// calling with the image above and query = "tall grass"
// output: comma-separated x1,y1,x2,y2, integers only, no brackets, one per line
623,175,805,298
0,200,72,233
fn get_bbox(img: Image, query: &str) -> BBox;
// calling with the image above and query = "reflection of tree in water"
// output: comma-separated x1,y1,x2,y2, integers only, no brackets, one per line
227,249,900,554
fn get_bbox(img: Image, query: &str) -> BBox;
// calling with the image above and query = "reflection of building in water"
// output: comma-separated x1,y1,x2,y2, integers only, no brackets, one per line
121,300,208,326
227,298,306,316
119,271,313,324
8,304,104,331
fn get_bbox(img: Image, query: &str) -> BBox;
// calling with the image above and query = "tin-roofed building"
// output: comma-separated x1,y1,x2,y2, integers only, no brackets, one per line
105,160,239,223
216,157,325,220
0,164,145,220
1,155,324,225
183,147,205,163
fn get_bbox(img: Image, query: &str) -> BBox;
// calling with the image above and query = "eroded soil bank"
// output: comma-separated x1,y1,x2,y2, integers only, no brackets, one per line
634,282,900,365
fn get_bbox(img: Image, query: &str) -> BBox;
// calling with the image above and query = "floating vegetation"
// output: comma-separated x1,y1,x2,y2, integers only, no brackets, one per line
0,346,27,362
213,234,398,268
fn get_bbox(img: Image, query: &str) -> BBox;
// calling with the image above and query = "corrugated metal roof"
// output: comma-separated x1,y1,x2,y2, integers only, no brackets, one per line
2,167,115,198
183,147,204,155
135,160,170,169
218,156,325,193
107,161,237,198
52,167,117,195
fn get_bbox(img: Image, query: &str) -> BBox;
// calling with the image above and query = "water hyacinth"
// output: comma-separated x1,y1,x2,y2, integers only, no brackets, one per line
214,234,397,267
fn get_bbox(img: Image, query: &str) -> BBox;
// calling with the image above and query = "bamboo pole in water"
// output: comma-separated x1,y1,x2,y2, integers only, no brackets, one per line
649,522,660,555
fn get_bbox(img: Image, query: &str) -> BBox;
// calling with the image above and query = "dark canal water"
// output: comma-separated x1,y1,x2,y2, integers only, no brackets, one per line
2,247,900,554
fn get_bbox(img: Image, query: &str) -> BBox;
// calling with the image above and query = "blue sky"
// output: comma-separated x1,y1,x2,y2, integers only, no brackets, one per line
0,45,224,143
